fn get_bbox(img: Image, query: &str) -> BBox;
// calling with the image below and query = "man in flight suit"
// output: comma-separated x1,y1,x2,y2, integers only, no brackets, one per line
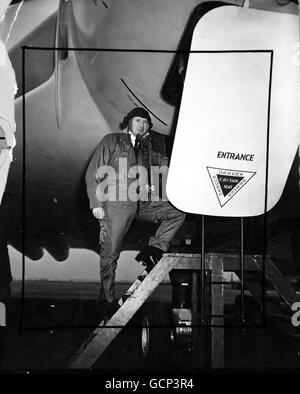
85,107,185,317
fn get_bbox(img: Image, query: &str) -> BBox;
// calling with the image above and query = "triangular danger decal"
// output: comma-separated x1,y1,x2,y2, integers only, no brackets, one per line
207,167,256,207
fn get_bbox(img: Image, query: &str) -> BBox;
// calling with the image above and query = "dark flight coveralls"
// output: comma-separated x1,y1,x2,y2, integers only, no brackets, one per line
85,131,186,303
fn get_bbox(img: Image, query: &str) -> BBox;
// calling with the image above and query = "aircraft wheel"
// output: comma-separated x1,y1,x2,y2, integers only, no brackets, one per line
140,313,150,358
137,301,172,365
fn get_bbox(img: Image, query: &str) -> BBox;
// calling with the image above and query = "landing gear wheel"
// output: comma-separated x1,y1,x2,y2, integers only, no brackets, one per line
140,314,150,357
137,301,172,367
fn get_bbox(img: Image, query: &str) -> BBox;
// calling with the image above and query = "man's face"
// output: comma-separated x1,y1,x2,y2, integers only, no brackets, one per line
129,116,150,137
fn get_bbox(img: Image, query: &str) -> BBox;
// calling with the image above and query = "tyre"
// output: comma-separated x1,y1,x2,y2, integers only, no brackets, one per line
136,301,172,367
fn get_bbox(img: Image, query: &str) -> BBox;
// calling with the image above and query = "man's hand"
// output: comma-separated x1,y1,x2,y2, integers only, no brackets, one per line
136,131,150,146
92,207,105,220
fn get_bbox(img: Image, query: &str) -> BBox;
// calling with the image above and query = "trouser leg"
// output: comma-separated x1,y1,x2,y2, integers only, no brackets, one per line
136,200,186,252
99,201,136,302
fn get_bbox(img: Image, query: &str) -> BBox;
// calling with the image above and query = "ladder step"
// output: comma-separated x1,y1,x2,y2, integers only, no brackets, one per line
69,255,179,369
120,270,148,304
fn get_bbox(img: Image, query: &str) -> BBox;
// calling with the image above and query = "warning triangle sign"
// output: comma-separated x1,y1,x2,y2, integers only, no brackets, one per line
207,167,256,207
217,174,243,197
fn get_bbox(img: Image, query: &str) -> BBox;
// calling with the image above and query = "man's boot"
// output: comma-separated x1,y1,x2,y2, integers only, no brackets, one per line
135,245,163,273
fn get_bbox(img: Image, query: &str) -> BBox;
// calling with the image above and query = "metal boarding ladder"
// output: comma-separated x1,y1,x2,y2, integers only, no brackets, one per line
69,253,180,369
68,252,300,369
